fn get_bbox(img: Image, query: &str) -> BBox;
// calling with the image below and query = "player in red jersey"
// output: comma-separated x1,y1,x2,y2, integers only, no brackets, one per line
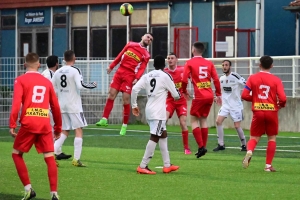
241,55,286,172
182,42,222,158
164,53,191,154
96,33,153,136
9,53,62,200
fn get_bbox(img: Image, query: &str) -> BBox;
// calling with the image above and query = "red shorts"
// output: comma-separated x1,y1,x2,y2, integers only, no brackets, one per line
250,111,279,137
190,98,213,118
110,70,135,94
13,127,54,153
166,98,187,118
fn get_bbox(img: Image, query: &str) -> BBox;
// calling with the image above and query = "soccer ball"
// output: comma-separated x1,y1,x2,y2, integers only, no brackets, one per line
120,3,133,16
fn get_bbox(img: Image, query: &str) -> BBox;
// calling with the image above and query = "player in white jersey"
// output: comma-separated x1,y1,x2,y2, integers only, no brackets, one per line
52,50,97,167
131,55,181,175
42,55,72,162
213,60,247,152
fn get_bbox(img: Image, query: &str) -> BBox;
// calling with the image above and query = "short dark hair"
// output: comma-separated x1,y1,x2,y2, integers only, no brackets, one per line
193,42,205,54
222,60,231,66
25,53,39,63
145,32,153,37
153,55,165,70
46,55,58,68
64,50,75,62
168,52,177,58
260,55,273,69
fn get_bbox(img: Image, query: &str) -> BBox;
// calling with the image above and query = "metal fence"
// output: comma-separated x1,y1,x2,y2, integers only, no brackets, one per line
0,56,300,126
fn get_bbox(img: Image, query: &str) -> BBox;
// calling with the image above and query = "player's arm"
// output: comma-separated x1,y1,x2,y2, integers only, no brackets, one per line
131,75,146,116
9,78,23,137
241,76,252,101
109,42,130,70
211,64,221,97
75,68,97,90
181,61,190,93
277,79,287,108
135,56,150,80
165,74,181,100
49,85,62,135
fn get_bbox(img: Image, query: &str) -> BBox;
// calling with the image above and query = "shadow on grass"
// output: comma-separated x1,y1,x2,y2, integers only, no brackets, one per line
0,193,48,200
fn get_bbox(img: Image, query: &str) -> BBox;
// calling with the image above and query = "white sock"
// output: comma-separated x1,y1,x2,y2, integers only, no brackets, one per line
54,134,67,155
50,192,58,196
236,127,246,145
140,140,157,168
266,164,272,168
57,146,63,155
217,125,224,146
74,137,83,160
159,138,170,168
122,124,127,127
24,184,32,192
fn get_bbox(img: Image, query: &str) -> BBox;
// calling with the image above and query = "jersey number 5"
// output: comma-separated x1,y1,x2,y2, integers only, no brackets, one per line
199,66,208,79
258,85,270,99
32,86,46,103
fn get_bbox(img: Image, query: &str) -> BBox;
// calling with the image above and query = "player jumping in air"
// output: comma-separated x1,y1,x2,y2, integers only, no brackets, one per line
95,33,153,136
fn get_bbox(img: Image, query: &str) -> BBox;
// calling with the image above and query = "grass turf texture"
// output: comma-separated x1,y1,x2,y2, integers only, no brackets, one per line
0,125,299,200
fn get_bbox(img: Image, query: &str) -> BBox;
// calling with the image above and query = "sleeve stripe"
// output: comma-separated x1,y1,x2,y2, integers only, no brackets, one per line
244,85,251,91
162,71,174,81
72,66,82,75
231,73,240,80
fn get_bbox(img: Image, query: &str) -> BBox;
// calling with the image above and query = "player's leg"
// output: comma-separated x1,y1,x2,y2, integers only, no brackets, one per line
71,113,88,167
175,100,190,154
12,128,36,200
231,109,247,151
137,120,159,175
198,98,213,150
54,114,71,159
191,115,205,158
213,110,227,151
158,128,179,173
264,112,278,172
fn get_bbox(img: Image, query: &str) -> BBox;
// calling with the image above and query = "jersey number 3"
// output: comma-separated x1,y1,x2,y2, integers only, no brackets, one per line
32,86,46,103
258,85,270,99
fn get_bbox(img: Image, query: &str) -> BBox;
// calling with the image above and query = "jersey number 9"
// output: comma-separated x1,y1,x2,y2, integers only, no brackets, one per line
150,78,156,93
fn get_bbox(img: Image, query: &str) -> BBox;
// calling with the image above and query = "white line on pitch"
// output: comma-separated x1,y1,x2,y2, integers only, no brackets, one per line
225,146,300,153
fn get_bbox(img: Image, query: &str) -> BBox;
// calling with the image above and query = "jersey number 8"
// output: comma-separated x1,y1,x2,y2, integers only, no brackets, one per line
60,75,67,88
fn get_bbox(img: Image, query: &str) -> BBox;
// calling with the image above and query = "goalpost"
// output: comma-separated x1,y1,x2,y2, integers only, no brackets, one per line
173,27,199,58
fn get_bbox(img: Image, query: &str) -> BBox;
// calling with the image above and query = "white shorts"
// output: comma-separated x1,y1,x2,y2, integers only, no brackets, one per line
62,113,87,130
218,107,243,122
147,120,167,136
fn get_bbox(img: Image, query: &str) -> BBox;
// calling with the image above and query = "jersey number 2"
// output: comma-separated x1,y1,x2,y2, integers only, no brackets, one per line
32,86,46,103
258,85,270,99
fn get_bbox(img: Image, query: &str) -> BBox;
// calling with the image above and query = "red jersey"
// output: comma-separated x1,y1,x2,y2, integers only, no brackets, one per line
109,42,150,80
182,56,221,99
164,66,185,101
241,71,286,111
9,72,62,134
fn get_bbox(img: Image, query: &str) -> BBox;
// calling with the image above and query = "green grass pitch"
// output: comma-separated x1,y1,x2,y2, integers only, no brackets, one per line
0,125,299,200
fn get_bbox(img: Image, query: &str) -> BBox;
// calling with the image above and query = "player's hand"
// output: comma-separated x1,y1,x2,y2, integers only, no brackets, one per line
54,132,61,140
214,96,222,106
132,107,140,116
91,82,97,87
132,79,138,85
106,67,112,74
9,128,17,138
182,91,191,101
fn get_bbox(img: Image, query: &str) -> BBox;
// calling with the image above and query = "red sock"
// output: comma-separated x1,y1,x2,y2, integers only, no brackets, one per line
201,128,208,148
247,139,258,151
192,127,203,148
44,156,58,192
12,153,30,186
123,104,130,124
182,130,189,149
102,99,114,119
266,141,276,165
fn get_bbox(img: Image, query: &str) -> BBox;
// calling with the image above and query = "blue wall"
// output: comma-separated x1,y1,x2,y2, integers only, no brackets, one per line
53,28,67,57
264,0,295,56
1,30,15,57
170,2,189,25
192,2,212,58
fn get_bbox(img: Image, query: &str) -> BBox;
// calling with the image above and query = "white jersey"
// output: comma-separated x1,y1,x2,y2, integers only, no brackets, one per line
41,69,55,81
220,72,246,110
131,69,180,120
52,65,96,113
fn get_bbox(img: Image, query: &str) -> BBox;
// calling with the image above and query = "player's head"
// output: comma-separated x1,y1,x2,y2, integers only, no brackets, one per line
167,53,178,69
222,60,231,74
64,50,76,64
153,55,166,70
46,55,59,70
192,42,205,56
141,33,153,47
260,55,273,70
25,53,40,70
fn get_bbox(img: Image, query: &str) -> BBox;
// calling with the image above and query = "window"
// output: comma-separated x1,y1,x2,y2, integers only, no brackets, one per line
215,5,235,22
131,28,147,42
151,27,168,58
1,16,15,29
73,29,87,57
91,29,107,58
53,14,66,27
111,28,126,57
